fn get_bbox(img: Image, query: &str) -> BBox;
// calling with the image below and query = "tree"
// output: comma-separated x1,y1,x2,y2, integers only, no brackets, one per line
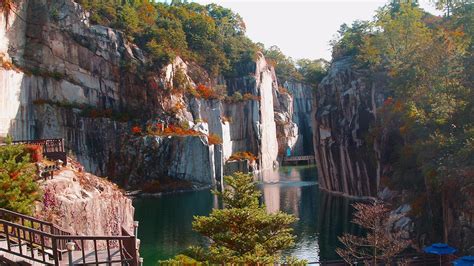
187,172,302,264
263,45,301,84
296,58,328,88
336,201,411,265
118,3,140,36
0,141,41,216
330,20,371,60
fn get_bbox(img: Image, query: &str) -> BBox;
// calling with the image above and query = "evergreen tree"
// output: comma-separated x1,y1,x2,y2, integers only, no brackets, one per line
186,172,302,264
0,140,40,216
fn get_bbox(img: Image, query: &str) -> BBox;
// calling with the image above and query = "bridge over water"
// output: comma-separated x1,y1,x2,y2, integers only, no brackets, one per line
282,155,316,165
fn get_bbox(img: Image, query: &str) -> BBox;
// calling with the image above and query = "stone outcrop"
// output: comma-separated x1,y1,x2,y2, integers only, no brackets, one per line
36,165,135,240
312,57,386,197
118,135,219,187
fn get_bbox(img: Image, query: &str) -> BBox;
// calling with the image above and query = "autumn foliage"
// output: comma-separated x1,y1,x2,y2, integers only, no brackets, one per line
24,145,43,162
193,84,221,100
228,151,257,162
131,126,142,135
336,201,410,265
0,142,40,216
207,133,222,145
144,122,201,137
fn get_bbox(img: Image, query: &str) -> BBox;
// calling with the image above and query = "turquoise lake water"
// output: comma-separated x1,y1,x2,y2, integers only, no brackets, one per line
133,165,361,265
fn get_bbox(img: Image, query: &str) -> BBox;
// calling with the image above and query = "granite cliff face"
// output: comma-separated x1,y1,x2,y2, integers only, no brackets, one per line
312,58,385,197
37,166,135,240
0,0,283,188
284,81,314,156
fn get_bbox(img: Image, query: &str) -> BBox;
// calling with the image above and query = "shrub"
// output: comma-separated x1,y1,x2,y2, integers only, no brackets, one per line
172,68,188,91
228,151,257,162
24,145,43,162
194,84,221,100
231,91,243,101
243,93,260,101
131,126,142,135
0,143,41,216
207,133,222,145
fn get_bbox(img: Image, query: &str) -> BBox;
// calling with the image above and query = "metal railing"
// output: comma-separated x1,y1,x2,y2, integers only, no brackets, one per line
0,208,138,265
306,253,448,265
12,138,67,163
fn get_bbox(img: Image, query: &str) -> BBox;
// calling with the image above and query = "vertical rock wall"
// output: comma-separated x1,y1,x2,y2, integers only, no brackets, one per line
312,58,385,197
1,0,283,187
255,55,279,171
285,81,315,156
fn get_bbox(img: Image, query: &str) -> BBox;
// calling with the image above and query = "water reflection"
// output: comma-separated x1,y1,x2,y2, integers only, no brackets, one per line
134,165,361,264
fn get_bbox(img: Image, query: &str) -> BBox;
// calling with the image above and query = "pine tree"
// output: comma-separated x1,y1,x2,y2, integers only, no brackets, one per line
0,141,40,216
187,172,302,264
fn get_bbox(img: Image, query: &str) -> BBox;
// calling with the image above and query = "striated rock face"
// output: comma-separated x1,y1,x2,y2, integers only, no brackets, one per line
285,81,315,156
119,135,219,187
312,57,386,197
37,167,135,243
273,87,298,158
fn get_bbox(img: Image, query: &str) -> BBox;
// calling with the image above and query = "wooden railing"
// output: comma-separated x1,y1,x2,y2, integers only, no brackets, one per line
0,208,138,265
12,138,67,164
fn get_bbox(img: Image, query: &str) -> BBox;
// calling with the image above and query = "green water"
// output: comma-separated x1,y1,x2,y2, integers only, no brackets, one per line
133,165,361,264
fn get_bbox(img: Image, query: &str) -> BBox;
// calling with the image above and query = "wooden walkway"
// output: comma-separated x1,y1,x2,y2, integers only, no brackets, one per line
0,208,139,265
283,155,316,165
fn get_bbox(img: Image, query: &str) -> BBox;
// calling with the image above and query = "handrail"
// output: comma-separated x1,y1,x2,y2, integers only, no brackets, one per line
11,138,67,164
0,219,54,237
0,208,55,227
0,210,138,265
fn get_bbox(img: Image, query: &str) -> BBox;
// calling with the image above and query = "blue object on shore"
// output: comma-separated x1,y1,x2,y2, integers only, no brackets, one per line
452,256,474,266
424,243,457,255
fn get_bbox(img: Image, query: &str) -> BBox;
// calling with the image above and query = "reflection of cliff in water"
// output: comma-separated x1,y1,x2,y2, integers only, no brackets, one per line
260,166,363,261
317,191,363,260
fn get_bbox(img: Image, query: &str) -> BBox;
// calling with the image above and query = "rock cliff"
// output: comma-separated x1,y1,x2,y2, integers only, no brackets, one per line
36,160,135,242
0,0,283,188
284,81,314,156
312,57,386,197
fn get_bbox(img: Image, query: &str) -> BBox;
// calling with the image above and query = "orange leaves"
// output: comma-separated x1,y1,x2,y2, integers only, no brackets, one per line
145,123,200,137
208,133,222,145
228,151,257,162
189,84,222,100
196,84,220,100
131,126,142,135
24,144,43,162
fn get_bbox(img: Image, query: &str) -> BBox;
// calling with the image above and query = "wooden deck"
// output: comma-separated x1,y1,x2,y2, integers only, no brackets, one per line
0,208,139,265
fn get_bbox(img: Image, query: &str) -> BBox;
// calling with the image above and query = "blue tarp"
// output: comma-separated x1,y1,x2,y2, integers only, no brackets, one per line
452,256,474,266
423,243,457,255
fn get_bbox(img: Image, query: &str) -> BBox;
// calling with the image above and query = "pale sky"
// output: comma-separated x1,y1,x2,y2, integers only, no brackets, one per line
190,0,441,61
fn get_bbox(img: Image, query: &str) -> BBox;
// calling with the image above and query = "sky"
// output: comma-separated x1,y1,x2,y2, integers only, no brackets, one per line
190,0,442,61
